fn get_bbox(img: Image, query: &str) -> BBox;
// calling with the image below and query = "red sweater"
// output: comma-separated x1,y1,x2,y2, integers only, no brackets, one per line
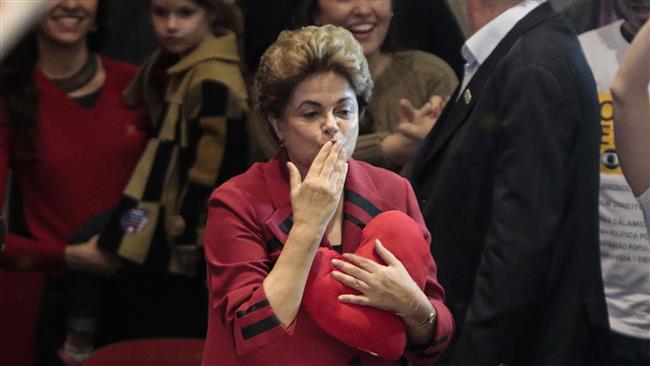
0,57,147,271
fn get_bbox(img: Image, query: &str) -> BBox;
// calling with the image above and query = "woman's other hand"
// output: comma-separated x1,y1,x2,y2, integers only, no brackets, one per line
331,239,435,333
288,141,348,234
64,235,121,276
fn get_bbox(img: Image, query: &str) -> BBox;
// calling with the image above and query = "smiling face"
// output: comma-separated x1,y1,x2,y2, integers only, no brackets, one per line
314,0,392,59
269,71,359,174
37,0,98,48
150,0,213,56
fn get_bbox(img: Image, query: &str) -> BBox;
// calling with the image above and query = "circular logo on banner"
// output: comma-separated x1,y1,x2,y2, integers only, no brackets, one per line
121,208,150,234
602,148,620,170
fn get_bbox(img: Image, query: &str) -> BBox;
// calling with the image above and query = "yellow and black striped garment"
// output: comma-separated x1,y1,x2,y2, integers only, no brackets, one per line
98,31,249,276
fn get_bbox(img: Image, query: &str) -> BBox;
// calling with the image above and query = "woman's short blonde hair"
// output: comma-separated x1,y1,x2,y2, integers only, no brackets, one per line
255,25,373,119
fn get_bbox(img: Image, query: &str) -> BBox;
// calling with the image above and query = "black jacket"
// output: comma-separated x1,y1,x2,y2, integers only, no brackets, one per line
412,3,610,365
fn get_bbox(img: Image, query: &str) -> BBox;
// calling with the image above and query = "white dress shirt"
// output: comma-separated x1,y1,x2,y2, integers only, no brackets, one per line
460,0,547,93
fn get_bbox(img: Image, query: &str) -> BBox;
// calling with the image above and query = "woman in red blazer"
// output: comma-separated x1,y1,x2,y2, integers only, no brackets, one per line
202,25,453,366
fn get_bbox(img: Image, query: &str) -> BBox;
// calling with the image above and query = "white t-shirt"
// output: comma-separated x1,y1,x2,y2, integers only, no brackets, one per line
580,20,650,339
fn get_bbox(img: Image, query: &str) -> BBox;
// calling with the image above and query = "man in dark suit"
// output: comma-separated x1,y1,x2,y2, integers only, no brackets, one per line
411,1,611,365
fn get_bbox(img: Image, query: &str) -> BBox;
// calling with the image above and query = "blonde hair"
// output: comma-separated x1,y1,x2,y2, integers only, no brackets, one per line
255,25,373,119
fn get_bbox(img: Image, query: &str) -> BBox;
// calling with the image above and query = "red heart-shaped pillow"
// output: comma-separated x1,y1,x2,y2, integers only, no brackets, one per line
302,210,430,360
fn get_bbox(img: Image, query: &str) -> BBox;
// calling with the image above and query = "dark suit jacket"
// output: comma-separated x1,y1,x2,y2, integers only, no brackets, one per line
411,3,610,366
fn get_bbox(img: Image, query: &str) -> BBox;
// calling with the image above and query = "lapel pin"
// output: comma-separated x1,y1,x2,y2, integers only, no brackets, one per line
463,89,472,104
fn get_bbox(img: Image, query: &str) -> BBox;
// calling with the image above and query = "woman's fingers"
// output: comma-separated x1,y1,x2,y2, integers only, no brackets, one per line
429,95,445,117
319,141,343,179
338,294,371,306
332,258,371,281
287,162,302,194
374,239,401,267
399,98,417,124
306,141,333,178
331,270,369,291
334,161,348,194
416,101,434,120
341,252,381,272
329,148,347,186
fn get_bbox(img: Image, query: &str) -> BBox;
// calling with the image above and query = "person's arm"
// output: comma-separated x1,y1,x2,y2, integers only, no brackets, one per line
0,100,117,273
174,77,247,252
612,20,650,196
452,64,578,365
384,55,459,167
330,178,453,363
204,142,347,354
263,142,347,325
355,54,458,171
0,105,65,270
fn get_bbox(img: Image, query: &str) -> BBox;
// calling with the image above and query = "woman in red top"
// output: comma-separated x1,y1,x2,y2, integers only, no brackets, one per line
202,25,453,365
0,0,147,364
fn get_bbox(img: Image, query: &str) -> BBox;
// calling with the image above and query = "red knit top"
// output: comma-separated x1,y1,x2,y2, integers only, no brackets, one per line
0,57,148,271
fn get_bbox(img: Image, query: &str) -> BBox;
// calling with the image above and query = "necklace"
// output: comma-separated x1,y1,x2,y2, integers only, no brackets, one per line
50,54,98,93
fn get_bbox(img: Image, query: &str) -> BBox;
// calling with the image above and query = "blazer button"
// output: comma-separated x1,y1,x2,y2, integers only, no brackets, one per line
420,199,427,205
497,363,507,366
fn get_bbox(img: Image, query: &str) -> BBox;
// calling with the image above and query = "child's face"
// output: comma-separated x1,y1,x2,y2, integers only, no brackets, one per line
150,0,213,56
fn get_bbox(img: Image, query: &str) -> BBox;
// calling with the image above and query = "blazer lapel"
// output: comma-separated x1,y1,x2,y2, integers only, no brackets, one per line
412,2,558,180
341,160,386,253
261,155,388,257
262,153,294,254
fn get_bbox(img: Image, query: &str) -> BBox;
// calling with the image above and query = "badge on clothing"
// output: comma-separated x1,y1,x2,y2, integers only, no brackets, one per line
121,208,150,234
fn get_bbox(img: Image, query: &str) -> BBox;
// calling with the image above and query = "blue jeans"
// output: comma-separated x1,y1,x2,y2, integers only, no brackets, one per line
611,330,650,366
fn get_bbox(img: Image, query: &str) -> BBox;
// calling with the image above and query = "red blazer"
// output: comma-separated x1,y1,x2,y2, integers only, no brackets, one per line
202,153,453,366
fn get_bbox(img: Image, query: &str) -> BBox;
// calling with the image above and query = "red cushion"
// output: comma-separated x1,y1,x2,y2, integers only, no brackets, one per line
302,210,430,360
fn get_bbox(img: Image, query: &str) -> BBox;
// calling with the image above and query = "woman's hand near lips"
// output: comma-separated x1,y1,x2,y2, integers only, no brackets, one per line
288,141,348,235
263,141,349,326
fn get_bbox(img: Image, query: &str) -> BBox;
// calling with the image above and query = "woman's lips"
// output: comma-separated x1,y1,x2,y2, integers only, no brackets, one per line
50,15,85,30
347,24,375,41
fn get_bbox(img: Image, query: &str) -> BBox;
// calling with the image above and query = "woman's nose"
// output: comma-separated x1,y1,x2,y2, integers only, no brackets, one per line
58,0,80,11
351,0,373,16
322,113,339,137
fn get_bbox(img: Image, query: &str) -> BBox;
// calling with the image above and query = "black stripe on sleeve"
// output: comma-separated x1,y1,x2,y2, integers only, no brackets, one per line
236,299,270,318
343,213,365,229
152,103,170,136
241,315,282,340
176,181,213,245
279,215,293,234
200,81,228,117
142,141,175,201
345,190,380,217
